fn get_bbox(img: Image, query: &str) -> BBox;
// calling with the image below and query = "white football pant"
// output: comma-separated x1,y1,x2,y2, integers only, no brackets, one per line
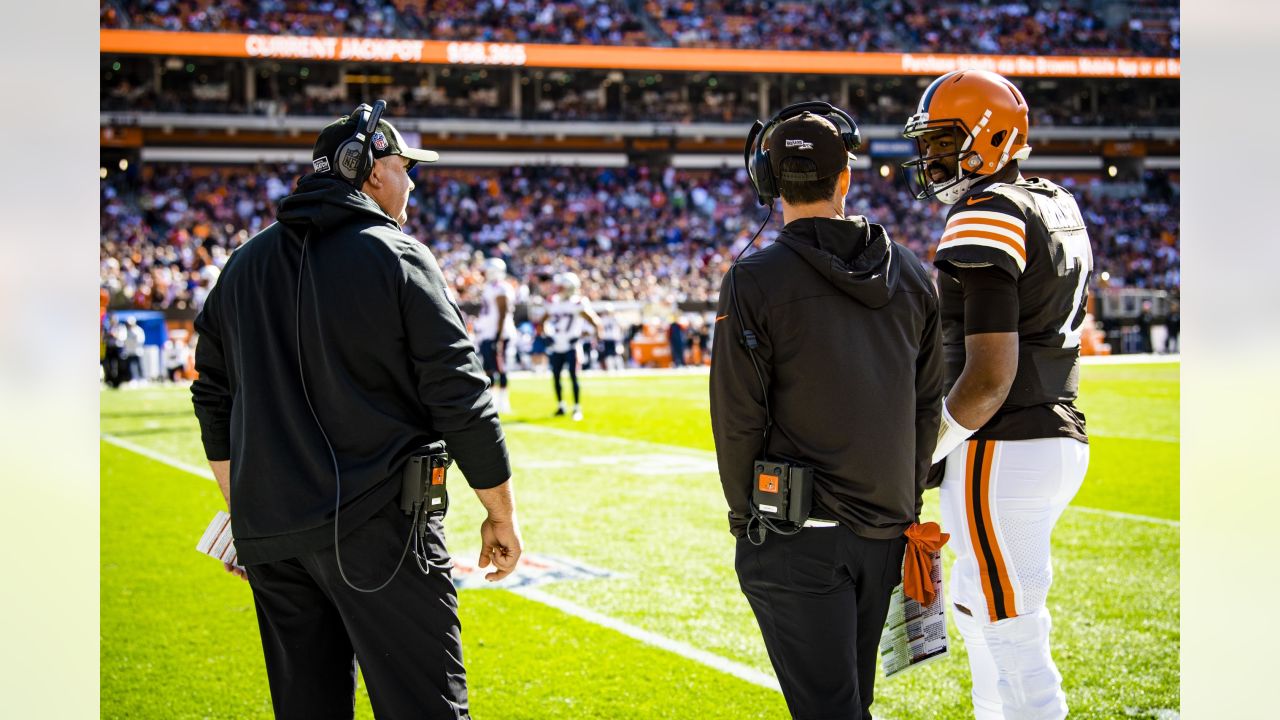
940,437,1088,720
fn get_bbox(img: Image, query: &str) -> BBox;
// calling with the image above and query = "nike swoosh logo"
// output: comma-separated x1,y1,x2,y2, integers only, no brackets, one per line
966,196,994,205
715,315,729,322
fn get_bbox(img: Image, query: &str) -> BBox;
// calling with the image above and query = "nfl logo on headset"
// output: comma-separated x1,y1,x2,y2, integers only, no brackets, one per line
339,144,362,175
372,132,388,152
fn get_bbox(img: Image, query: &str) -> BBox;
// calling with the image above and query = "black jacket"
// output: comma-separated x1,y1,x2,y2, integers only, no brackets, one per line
192,175,510,564
710,216,942,540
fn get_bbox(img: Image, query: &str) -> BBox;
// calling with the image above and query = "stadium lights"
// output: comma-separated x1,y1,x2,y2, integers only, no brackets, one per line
1107,165,1118,177
879,164,891,178
100,167,108,179
1101,271,1111,282
119,159,129,171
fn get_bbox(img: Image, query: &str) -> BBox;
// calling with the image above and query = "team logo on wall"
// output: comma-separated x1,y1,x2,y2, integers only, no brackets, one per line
372,132,389,151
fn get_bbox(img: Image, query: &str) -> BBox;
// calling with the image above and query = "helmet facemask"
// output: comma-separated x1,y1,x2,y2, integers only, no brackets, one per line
901,122,985,205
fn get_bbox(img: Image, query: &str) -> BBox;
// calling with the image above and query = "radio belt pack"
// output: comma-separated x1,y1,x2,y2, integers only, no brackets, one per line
752,459,813,526
401,441,452,525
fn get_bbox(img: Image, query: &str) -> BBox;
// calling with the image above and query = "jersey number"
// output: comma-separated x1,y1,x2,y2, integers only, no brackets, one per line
551,314,574,335
1058,229,1093,349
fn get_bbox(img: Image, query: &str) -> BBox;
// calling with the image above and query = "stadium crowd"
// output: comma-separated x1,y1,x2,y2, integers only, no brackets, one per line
100,69,1179,128
102,0,1178,56
646,0,1177,56
100,163,1179,315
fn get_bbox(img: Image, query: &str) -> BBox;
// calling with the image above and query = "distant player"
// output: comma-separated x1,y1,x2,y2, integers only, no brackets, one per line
545,272,601,420
598,303,625,372
476,257,516,414
526,295,550,374
903,70,1093,720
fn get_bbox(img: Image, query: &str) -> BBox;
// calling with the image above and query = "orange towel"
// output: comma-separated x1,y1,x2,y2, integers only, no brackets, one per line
903,522,949,606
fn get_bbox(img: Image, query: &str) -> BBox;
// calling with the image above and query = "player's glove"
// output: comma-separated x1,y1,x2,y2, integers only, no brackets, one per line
932,397,976,465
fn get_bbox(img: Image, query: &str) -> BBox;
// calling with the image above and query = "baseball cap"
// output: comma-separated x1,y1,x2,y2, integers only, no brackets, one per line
766,112,851,182
311,110,439,177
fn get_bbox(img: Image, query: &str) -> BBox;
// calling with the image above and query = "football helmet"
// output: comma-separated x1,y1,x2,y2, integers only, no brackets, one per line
556,272,581,292
901,70,1033,204
483,257,507,280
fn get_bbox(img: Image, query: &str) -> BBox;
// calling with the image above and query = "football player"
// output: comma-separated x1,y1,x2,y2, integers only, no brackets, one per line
476,257,516,414
545,272,601,420
902,70,1093,720
598,302,625,372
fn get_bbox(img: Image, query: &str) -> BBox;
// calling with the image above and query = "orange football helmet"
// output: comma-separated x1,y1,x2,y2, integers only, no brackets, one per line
901,70,1033,204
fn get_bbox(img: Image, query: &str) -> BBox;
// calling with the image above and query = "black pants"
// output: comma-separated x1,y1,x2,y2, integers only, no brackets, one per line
549,350,579,403
736,526,907,720
245,502,468,720
479,339,507,388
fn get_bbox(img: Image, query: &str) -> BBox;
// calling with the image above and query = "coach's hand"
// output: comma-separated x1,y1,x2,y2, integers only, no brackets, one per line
224,561,248,582
479,515,522,581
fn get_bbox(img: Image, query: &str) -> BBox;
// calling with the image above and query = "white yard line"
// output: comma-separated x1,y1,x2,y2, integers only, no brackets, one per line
513,587,780,692
1080,354,1180,365
505,424,1181,528
100,433,782,693
1067,506,1180,528
101,433,213,481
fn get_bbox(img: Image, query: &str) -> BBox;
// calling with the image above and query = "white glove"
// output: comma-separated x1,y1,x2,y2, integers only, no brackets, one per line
932,398,976,465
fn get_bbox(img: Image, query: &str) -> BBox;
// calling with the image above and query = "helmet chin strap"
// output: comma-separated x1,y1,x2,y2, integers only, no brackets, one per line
928,151,982,205
933,175,980,205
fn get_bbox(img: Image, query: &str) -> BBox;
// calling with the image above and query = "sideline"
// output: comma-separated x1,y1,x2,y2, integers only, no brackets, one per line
503,354,1179,381
99,433,784,694
505,425,1182,528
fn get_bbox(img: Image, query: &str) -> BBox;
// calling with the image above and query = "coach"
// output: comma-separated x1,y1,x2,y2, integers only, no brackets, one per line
710,108,943,719
191,102,521,719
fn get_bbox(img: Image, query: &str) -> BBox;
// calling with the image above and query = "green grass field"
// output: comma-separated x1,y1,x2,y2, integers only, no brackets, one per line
101,361,1179,719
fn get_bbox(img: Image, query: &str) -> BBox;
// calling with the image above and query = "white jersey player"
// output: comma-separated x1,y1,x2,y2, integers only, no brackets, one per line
597,303,625,372
476,258,515,414
544,272,600,420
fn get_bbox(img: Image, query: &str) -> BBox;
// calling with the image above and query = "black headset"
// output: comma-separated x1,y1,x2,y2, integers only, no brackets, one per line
743,100,862,207
334,100,387,188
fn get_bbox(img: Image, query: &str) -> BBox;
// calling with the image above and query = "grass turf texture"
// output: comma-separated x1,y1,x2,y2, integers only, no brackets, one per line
101,362,1179,719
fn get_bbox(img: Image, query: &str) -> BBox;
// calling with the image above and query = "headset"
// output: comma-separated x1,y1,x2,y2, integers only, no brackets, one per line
743,100,862,207
334,100,386,188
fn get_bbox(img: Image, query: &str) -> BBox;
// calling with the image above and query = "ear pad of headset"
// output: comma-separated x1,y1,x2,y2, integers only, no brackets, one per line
336,138,366,183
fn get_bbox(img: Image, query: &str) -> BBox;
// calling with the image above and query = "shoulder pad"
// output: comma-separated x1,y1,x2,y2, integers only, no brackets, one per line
939,191,1027,275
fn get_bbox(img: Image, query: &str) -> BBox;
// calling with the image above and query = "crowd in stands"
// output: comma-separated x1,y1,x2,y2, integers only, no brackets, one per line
106,0,417,37
100,163,1179,318
103,0,1178,56
647,0,1177,56
100,71,1179,128
1085,184,1180,291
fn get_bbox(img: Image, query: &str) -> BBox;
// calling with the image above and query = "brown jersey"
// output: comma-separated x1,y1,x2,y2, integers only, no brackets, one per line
934,175,1092,442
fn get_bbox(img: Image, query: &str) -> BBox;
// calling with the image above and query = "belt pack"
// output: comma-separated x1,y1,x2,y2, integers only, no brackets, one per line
752,459,812,527
400,441,451,518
